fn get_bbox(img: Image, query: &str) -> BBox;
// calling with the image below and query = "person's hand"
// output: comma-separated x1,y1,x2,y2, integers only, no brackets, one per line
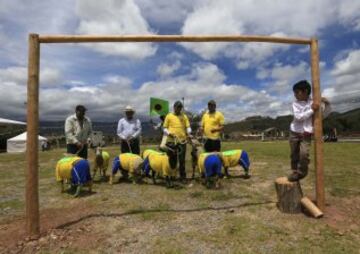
312,103,320,111
210,128,219,133
76,142,83,149
198,128,203,135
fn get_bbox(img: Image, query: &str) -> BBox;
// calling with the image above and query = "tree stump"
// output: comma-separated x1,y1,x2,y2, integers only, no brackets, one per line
275,177,303,214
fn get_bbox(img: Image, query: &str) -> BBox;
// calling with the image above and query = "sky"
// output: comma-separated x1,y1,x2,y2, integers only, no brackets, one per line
0,0,360,122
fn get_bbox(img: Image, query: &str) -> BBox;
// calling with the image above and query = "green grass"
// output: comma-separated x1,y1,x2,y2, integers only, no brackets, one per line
0,141,359,253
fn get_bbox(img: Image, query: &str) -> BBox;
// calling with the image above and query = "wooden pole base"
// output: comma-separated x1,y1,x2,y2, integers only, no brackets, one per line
275,177,303,214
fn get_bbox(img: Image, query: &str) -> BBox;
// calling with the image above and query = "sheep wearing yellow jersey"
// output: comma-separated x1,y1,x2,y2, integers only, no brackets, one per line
55,156,92,197
197,152,223,188
93,147,110,179
142,149,175,188
220,149,250,178
110,153,144,184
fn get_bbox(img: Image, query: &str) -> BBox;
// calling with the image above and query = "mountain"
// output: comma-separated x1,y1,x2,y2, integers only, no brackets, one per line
224,108,360,135
30,107,360,137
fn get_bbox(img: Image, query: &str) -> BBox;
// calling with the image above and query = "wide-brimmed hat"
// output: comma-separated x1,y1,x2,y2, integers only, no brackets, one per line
124,105,135,112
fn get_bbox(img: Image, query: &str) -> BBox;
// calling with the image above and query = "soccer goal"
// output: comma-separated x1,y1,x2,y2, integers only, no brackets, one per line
26,34,324,237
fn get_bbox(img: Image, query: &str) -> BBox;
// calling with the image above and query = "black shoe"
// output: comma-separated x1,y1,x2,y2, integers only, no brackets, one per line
287,172,301,182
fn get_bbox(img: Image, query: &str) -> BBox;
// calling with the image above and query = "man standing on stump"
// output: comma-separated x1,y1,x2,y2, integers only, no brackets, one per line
200,100,225,152
117,106,142,155
65,105,93,159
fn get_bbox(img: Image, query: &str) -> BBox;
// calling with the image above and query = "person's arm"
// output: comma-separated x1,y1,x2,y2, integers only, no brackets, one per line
199,115,205,135
132,119,142,139
292,102,314,121
65,117,80,145
117,119,126,140
185,115,192,137
163,115,171,136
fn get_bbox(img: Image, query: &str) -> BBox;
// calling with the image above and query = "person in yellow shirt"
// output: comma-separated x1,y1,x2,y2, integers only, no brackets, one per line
161,101,192,181
200,100,224,152
55,156,92,197
110,153,144,184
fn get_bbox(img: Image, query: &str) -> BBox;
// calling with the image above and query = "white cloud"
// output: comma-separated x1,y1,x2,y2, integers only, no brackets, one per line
76,0,157,59
180,0,360,67
134,0,195,26
156,60,181,78
324,49,360,112
331,50,360,76
0,66,61,87
256,61,310,96
0,62,288,121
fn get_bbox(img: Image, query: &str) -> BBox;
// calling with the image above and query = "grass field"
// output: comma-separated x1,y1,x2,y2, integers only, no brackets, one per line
0,141,359,253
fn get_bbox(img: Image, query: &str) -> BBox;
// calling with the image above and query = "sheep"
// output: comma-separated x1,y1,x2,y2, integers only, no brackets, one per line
197,152,223,189
220,149,251,178
92,147,110,180
189,138,204,179
109,153,144,184
55,156,92,197
142,149,176,188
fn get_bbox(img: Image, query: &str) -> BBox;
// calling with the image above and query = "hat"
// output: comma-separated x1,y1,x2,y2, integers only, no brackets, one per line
208,100,216,105
75,105,87,112
124,105,135,112
174,101,183,108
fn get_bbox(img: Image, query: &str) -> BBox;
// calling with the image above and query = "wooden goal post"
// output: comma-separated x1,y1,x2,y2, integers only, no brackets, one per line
26,34,324,237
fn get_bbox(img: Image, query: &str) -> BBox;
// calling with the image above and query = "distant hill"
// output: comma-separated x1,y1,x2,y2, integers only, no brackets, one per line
224,108,360,135
37,107,360,138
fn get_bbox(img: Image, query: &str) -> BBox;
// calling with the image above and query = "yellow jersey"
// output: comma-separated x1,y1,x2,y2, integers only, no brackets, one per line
220,150,243,168
201,111,224,140
142,149,164,159
56,156,82,181
101,151,110,168
147,152,173,177
197,153,216,174
118,153,143,173
163,112,190,142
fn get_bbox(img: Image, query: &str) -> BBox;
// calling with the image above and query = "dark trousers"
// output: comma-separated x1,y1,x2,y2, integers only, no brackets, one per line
166,143,187,179
121,138,140,155
289,131,311,176
67,144,88,159
204,139,221,152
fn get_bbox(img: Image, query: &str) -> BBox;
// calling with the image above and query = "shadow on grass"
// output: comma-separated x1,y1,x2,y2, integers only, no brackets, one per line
56,200,275,229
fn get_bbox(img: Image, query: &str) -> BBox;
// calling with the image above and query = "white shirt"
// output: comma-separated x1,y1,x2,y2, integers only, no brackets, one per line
65,114,92,144
117,118,142,140
290,99,314,133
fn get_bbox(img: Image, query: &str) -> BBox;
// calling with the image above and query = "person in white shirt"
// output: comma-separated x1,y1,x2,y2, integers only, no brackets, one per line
117,106,142,155
288,80,329,182
64,105,92,159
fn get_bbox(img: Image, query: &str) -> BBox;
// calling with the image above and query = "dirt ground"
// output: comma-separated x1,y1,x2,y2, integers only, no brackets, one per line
0,142,359,253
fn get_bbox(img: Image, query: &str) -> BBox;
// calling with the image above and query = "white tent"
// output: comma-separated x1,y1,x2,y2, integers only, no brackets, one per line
7,132,47,153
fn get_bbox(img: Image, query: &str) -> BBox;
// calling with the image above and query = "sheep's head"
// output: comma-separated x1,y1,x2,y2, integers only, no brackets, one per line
133,158,144,176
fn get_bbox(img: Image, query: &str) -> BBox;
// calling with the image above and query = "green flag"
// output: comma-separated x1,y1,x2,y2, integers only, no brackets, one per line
150,97,169,116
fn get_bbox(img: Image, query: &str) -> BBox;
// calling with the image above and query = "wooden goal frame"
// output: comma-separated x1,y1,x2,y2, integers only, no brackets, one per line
26,34,324,237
